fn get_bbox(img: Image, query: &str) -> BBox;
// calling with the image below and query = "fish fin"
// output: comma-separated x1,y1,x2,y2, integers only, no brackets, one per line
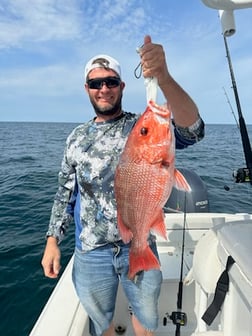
150,211,167,240
128,246,160,280
117,212,133,243
173,169,191,192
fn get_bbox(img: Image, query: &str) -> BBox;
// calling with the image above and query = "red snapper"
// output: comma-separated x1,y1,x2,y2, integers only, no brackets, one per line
114,100,191,279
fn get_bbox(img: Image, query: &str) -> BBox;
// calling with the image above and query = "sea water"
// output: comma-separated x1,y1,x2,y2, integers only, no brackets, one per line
0,122,251,336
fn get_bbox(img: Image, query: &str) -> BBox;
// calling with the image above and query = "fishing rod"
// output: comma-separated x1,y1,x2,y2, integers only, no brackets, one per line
163,194,187,336
223,34,252,185
174,197,187,336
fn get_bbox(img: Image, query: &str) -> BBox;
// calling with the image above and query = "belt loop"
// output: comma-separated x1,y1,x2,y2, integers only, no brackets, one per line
113,243,121,257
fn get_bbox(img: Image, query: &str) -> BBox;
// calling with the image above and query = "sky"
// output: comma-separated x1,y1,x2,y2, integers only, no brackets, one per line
0,0,251,124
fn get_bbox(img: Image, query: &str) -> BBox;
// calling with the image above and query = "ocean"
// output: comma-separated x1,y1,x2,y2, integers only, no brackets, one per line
0,122,251,336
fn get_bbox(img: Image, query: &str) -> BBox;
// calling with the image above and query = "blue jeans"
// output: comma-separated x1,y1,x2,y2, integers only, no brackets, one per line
72,240,162,336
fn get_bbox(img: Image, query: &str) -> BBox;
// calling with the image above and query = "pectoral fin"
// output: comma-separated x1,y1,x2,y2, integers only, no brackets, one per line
117,211,133,243
173,169,191,192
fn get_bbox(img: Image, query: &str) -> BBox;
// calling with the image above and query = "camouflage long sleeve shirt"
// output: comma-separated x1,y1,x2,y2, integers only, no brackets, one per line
46,111,204,251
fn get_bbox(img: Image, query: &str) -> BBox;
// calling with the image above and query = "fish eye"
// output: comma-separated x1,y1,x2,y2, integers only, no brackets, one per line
140,127,148,136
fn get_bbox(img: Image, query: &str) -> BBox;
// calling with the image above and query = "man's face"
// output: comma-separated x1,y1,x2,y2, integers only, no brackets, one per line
85,68,125,121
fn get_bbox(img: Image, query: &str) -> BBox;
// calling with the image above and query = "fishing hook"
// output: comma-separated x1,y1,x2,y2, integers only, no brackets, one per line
134,62,142,79
134,44,144,79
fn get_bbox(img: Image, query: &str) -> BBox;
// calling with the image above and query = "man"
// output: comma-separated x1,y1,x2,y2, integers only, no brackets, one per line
41,35,204,336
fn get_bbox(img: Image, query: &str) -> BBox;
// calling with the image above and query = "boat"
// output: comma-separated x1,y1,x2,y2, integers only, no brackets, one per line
29,211,252,336
29,1,252,335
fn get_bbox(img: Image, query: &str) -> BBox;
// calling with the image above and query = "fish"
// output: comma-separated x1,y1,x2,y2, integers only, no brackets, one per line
114,100,191,279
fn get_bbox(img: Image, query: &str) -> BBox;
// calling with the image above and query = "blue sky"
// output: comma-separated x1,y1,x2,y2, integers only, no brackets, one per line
0,0,251,124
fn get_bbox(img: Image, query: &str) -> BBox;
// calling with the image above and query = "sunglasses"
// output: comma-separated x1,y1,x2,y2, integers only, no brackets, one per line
87,76,121,90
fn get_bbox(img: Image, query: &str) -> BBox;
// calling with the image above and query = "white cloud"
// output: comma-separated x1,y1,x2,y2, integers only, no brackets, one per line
0,63,82,96
0,0,82,48
0,0,251,123
79,0,153,46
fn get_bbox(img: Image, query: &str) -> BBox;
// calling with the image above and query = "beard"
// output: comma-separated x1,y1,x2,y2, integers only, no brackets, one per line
90,92,123,116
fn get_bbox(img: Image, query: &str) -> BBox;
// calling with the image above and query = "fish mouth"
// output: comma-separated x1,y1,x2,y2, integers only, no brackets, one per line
148,100,170,118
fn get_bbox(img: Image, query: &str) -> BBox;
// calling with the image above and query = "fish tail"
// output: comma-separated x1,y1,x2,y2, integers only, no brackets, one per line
128,246,160,280
174,169,191,192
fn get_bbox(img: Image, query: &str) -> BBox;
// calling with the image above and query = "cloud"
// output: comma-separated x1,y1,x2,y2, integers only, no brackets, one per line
0,1,251,123
0,0,82,49
0,0,155,50
0,63,83,97
79,0,159,47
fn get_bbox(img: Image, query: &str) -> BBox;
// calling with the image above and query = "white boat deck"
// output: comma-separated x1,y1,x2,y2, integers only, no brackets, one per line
29,213,252,336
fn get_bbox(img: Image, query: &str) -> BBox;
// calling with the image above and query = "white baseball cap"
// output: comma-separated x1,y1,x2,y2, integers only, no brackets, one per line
84,54,121,80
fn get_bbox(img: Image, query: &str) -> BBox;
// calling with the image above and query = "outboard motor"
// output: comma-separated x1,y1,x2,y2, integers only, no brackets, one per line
164,168,209,213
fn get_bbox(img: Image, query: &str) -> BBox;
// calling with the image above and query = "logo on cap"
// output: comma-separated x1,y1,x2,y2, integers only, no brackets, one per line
92,58,110,69
85,54,121,80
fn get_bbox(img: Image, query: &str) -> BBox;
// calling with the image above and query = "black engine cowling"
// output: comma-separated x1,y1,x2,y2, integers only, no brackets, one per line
164,168,209,213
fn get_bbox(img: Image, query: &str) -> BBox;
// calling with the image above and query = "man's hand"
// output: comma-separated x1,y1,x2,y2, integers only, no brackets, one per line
41,237,61,278
140,35,199,127
140,35,170,86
